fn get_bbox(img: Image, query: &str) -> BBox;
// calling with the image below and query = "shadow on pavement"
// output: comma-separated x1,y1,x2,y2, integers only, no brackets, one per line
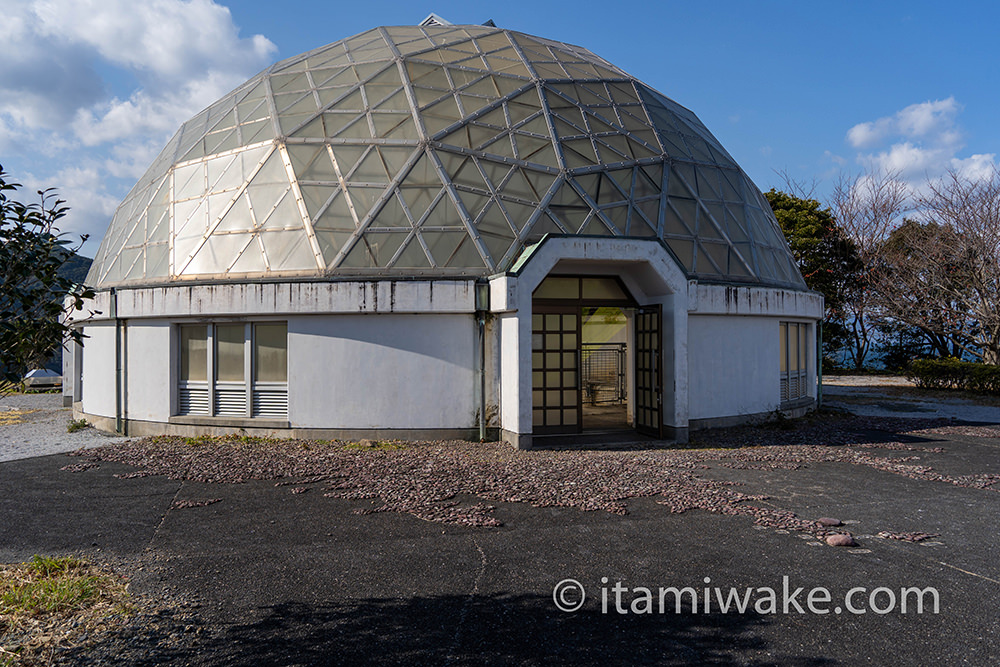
76,594,836,666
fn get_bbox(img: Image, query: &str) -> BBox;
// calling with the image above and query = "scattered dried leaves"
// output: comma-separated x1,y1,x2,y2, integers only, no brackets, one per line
68,415,999,541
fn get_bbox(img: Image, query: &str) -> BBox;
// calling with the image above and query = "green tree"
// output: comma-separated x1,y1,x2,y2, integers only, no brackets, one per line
0,166,94,393
765,189,862,365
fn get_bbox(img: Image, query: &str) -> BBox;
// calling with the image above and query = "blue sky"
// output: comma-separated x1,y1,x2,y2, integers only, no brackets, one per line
2,0,996,255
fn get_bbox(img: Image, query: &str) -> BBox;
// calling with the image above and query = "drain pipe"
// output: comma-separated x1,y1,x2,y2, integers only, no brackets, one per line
111,288,123,435
475,281,490,442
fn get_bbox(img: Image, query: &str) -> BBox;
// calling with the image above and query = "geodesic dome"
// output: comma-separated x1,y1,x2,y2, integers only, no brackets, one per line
86,24,805,289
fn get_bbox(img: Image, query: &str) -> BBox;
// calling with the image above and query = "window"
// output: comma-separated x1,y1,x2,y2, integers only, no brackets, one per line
177,322,288,418
779,322,808,402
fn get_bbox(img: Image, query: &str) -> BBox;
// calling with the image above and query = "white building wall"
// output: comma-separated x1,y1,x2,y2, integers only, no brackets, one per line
287,313,477,429
124,321,173,422
80,322,116,419
687,315,780,420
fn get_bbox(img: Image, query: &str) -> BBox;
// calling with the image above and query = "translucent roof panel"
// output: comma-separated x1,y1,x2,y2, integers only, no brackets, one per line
87,25,805,290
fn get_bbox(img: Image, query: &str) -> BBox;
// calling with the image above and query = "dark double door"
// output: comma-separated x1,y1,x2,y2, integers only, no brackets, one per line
532,303,662,437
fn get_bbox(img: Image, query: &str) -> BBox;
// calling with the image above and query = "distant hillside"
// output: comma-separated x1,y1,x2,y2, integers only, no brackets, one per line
59,252,92,285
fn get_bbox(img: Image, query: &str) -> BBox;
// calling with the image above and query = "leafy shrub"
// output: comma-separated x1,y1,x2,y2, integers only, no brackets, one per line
906,358,1000,394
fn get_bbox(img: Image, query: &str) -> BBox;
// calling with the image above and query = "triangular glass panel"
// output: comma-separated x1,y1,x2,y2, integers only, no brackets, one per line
523,212,567,244
314,192,357,231
468,123,506,150
259,190,302,231
373,89,410,112
461,76,500,99
600,205,628,235
328,88,365,112
668,164,696,198
270,73,312,94
261,231,316,271
383,115,417,139
399,186,438,223
190,232,254,275
416,230,460,266
664,238,694,272
315,229,355,265
609,169,634,200
420,194,464,229
727,248,753,278
226,235,264,274
287,145,334,182
393,234,433,268
315,67,359,91
368,193,412,229
497,199,537,232
449,156,484,191
596,133,631,162
484,56,530,78
298,185,337,219
351,148,390,183
278,112,315,135
515,134,558,166
346,185,388,216
637,166,662,198
145,243,169,279
336,115,374,140
457,189,491,220
523,170,558,199
237,95,269,124
245,181,288,227
477,160,510,192
475,199,515,235
377,147,416,179
663,198,694,237
575,214,607,236
630,203,658,237
413,83,449,109
275,91,317,116
444,235,487,269
725,205,749,242
694,245,719,276
240,119,273,145
478,132,517,159
498,168,536,201
533,62,568,79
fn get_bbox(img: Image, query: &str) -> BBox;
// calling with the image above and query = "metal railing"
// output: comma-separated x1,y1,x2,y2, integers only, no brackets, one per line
581,343,626,405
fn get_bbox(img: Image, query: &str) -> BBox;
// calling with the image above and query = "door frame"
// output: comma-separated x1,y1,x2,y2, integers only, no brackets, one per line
634,304,663,438
531,274,640,435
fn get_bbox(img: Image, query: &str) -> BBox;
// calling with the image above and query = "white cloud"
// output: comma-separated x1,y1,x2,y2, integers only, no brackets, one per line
846,98,961,149
0,0,277,254
23,165,121,243
843,97,996,185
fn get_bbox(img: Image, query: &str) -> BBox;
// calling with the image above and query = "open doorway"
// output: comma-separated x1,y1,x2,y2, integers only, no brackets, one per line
581,306,629,430
531,274,661,437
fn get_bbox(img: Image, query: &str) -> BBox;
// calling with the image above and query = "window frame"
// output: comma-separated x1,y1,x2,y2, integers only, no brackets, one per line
175,321,288,419
779,321,810,404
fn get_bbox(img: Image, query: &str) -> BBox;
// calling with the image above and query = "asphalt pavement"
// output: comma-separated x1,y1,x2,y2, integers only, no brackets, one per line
2,423,999,665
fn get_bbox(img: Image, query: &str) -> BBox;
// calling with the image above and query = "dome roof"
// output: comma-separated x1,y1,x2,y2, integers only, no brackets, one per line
86,25,805,289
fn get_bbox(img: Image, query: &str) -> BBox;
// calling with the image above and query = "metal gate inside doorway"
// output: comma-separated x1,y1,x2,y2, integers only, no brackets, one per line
581,343,626,406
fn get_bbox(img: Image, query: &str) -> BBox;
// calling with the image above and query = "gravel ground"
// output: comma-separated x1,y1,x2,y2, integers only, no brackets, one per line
69,415,999,541
0,394,129,463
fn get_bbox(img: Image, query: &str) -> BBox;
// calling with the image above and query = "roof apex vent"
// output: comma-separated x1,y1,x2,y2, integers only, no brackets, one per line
419,13,451,27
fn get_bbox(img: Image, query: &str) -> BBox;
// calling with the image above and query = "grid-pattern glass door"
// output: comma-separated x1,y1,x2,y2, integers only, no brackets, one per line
532,307,581,434
635,306,662,437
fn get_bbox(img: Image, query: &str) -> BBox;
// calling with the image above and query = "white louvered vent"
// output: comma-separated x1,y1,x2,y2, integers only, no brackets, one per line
253,384,288,418
215,385,247,417
179,384,209,415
